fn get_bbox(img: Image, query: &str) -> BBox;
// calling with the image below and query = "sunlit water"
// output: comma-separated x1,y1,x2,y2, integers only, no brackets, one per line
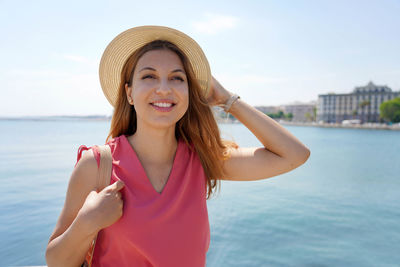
0,120,399,266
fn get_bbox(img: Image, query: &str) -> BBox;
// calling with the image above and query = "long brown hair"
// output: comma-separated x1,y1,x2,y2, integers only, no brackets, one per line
105,40,238,199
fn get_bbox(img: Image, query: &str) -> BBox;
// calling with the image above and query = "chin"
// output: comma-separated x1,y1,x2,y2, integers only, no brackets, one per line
138,110,186,130
147,119,180,130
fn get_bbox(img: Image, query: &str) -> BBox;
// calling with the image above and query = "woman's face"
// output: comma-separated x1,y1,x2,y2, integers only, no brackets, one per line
125,49,189,131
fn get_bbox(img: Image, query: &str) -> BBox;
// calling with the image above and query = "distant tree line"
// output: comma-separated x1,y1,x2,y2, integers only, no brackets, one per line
265,110,293,120
380,97,400,123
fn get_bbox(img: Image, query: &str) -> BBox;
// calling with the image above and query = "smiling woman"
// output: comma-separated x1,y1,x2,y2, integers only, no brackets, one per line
45,25,310,267
125,49,189,129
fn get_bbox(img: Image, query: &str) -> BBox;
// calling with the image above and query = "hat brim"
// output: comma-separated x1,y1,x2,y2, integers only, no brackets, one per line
99,25,211,107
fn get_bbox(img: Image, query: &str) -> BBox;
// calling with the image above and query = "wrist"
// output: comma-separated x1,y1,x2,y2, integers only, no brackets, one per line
221,94,240,113
76,210,101,237
220,92,234,104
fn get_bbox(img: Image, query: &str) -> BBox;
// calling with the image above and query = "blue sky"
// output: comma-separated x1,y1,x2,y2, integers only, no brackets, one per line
1,0,399,116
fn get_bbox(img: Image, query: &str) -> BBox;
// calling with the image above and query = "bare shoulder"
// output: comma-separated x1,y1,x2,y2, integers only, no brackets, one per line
70,149,99,192
48,149,99,243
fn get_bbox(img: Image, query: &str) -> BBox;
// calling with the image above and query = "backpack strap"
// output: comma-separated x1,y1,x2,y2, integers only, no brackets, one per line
95,144,112,191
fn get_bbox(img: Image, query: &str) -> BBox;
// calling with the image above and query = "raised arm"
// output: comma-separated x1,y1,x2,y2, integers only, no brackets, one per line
207,76,311,181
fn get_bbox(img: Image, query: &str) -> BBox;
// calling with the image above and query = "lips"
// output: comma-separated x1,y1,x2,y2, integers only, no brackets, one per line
151,102,175,108
150,99,176,112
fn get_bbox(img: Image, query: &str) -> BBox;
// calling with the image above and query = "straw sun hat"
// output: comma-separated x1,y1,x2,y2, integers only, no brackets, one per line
99,25,211,108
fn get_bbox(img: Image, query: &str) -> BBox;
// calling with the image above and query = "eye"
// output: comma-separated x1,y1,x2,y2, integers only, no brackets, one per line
173,76,184,81
142,74,155,80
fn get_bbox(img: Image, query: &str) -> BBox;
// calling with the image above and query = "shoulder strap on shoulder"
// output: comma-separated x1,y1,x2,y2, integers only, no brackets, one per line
95,144,112,191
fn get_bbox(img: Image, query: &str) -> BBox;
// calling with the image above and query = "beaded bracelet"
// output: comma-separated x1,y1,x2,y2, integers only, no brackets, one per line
221,94,240,113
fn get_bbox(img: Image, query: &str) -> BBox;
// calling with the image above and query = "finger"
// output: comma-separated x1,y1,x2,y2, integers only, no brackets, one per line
87,190,98,197
106,180,125,192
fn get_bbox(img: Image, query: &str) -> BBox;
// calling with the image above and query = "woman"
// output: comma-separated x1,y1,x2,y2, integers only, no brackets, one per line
46,26,310,267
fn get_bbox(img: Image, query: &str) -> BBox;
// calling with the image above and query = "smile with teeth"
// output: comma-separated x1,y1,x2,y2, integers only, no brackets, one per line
150,101,176,112
152,102,174,107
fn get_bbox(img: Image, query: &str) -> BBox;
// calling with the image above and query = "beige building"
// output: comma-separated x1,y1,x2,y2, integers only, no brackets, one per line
281,102,316,122
254,102,316,122
254,106,280,114
317,81,400,123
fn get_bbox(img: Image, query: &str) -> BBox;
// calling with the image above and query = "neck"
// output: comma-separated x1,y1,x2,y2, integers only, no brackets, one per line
127,126,178,166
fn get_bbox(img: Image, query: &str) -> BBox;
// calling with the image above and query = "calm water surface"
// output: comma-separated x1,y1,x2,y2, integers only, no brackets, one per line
0,120,399,266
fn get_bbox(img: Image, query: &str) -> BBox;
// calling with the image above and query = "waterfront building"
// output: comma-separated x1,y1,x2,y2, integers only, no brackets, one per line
254,106,280,114
255,102,317,122
281,102,316,122
317,82,400,123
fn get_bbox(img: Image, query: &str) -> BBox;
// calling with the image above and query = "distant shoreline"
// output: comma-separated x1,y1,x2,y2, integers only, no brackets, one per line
0,115,111,121
279,121,400,131
2,116,400,131
217,118,400,131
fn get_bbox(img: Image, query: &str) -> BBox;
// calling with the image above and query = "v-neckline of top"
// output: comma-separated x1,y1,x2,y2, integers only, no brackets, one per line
122,134,182,197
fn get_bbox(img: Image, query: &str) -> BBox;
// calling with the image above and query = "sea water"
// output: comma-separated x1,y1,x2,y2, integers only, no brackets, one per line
0,120,399,267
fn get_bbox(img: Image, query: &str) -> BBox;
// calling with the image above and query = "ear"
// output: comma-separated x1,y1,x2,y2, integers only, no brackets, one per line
125,83,133,104
125,83,131,95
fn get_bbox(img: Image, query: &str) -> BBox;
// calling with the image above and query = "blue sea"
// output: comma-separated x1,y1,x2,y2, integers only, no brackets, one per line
0,120,399,267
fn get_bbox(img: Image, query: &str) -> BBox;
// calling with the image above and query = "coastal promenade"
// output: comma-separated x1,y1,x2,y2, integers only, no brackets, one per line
216,115,400,131
2,116,399,131
279,121,400,131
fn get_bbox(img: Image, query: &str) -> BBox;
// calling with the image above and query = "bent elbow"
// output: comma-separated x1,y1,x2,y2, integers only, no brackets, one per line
45,242,61,267
45,246,53,267
299,148,311,165
291,147,311,167
303,148,311,162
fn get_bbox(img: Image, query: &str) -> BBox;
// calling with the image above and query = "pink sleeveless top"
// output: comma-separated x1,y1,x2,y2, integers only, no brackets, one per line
75,134,210,267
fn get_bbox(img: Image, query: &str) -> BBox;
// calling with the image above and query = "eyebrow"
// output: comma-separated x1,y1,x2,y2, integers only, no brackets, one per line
139,67,186,74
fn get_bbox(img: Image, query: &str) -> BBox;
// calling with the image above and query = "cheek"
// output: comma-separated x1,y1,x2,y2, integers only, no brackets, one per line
180,92,189,111
178,84,189,99
181,91,189,113
131,88,147,106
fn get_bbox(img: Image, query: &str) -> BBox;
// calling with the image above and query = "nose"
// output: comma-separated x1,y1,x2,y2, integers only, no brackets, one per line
155,78,172,95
